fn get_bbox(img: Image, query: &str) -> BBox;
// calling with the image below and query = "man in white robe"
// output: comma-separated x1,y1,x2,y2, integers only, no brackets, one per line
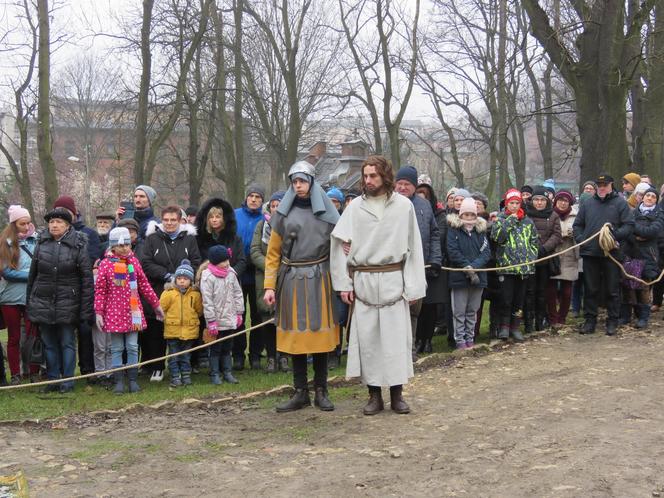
330,155,426,415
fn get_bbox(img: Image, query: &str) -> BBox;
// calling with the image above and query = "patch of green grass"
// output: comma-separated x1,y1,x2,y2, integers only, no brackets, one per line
69,439,135,461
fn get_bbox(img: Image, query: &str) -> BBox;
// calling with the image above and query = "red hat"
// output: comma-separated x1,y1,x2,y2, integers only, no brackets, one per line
504,188,522,203
53,195,77,215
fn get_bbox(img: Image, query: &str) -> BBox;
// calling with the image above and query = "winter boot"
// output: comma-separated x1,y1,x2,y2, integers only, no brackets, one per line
606,320,618,336
232,355,245,371
423,338,433,354
580,319,596,334
498,324,510,340
510,317,524,343
181,371,192,386
635,304,650,329
266,357,277,373
113,370,125,395
363,386,384,416
524,311,534,334
389,385,410,414
169,374,182,388
535,315,546,331
128,368,141,393
278,355,290,372
222,355,239,384
314,386,335,411
209,355,221,385
619,304,632,326
276,388,311,413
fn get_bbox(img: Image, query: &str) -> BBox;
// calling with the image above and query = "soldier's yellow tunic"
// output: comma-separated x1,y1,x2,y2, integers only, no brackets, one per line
264,201,339,355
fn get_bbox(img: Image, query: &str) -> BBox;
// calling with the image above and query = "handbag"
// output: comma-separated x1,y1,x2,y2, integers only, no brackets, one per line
22,323,44,365
622,257,646,290
547,255,561,277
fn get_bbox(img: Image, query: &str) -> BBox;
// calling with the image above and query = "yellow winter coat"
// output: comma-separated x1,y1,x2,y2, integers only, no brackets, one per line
160,286,203,340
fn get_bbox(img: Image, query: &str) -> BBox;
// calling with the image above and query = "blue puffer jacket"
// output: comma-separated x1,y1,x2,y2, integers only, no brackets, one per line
0,235,37,306
411,194,442,266
446,216,491,288
234,203,263,285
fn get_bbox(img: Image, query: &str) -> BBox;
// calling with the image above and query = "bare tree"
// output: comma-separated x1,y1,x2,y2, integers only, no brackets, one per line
0,0,38,216
338,0,420,167
36,0,58,208
523,0,656,183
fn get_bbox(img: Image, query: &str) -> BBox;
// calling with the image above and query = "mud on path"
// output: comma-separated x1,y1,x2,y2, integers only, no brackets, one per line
3,325,664,497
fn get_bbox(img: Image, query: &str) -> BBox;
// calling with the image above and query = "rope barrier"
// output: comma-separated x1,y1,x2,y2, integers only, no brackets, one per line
3,222,660,391
0,319,274,392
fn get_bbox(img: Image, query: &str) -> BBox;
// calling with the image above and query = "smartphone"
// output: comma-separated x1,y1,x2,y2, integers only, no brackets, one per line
120,200,135,220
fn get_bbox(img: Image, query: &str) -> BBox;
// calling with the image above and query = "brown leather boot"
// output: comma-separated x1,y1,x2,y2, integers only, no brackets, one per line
389,385,410,414
363,385,384,415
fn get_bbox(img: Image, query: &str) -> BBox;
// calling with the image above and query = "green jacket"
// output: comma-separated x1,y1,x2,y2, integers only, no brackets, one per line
490,212,539,276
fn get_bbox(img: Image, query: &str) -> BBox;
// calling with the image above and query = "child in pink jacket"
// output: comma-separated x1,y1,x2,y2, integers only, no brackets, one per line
94,227,164,394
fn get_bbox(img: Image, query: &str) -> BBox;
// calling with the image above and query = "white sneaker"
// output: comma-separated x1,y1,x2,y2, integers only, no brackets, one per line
150,370,164,382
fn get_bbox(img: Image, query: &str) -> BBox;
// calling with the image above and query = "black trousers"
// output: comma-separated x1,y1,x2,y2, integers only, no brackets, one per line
653,278,664,307
499,274,527,326
232,284,264,361
263,323,277,358
416,303,438,342
140,318,166,371
583,256,621,323
292,353,328,390
524,265,550,320
77,321,95,375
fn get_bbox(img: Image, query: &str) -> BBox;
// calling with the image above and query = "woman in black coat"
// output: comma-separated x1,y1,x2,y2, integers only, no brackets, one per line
27,208,94,393
195,197,246,276
414,183,448,353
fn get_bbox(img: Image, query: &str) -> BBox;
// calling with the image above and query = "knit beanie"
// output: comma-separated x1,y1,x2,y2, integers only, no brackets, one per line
453,188,471,199
185,206,198,217
504,188,522,203
108,227,131,247
269,190,286,203
174,259,195,281
208,245,231,265
417,173,432,186
53,195,77,215
622,173,641,189
582,180,597,192
326,187,344,204
245,184,266,201
395,166,418,187
8,205,30,224
635,182,651,195
459,197,478,216
520,185,534,195
554,190,575,206
644,187,660,203
532,186,548,198
446,187,457,200
135,185,157,205
542,178,556,193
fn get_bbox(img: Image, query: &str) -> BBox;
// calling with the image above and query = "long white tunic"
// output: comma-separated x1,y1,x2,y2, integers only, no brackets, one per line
330,192,426,386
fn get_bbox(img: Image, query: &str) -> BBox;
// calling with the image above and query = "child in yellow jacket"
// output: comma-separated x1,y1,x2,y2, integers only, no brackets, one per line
160,259,203,387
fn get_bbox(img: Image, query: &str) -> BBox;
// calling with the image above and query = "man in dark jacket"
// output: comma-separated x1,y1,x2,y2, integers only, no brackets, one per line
139,206,202,380
53,195,102,380
234,184,266,370
115,185,159,240
395,166,442,358
573,173,634,335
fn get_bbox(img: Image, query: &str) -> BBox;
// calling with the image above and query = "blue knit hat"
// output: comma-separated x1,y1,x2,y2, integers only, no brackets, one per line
326,187,344,204
269,190,286,203
395,166,418,187
174,259,194,281
208,245,230,265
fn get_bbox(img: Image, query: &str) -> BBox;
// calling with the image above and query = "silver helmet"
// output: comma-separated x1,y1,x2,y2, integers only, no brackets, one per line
288,160,315,179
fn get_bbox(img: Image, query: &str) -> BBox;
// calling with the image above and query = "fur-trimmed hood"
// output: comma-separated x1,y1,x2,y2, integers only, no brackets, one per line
145,220,197,238
195,197,238,248
447,213,488,233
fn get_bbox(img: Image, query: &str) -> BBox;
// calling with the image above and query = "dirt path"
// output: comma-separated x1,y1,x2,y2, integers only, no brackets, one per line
3,325,664,497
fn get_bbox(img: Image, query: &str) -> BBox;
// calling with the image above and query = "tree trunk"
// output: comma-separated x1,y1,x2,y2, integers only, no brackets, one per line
134,0,154,187
36,0,58,209
233,0,245,197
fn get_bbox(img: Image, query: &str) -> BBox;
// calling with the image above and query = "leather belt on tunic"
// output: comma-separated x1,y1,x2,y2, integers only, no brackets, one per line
281,255,329,267
348,261,405,308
